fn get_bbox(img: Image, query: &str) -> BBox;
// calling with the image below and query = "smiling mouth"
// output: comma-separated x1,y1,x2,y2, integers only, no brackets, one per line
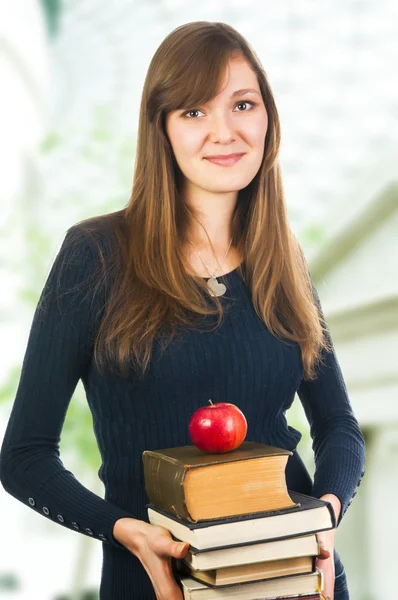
204,154,245,166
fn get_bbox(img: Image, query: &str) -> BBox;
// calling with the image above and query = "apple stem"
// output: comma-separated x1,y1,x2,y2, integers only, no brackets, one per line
208,399,214,406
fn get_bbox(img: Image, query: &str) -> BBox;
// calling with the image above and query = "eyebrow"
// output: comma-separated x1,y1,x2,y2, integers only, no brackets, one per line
231,88,261,98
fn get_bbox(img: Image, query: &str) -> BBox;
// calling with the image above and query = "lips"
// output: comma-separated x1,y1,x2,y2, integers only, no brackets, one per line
204,153,245,166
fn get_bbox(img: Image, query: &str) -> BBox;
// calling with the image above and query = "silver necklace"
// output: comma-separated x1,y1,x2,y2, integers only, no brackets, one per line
188,237,233,297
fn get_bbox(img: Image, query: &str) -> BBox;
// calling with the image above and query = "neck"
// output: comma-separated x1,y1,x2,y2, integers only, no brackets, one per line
181,182,238,250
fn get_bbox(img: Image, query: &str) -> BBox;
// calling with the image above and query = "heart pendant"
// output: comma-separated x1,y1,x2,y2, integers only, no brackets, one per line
207,277,227,297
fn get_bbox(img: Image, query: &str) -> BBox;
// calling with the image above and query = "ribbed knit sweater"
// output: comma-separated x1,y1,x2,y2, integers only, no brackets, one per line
0,223,366,599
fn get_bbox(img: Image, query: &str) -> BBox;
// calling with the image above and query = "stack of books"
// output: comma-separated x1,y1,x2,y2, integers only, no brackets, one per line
142,441,334,600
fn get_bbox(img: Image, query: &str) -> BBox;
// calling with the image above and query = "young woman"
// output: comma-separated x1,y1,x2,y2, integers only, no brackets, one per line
0,21,365,600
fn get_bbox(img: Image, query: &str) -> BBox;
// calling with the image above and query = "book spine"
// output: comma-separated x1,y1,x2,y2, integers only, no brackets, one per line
324,500,337,528
143,452,190,520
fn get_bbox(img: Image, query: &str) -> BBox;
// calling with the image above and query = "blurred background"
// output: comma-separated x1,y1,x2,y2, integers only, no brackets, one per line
0,0,397,598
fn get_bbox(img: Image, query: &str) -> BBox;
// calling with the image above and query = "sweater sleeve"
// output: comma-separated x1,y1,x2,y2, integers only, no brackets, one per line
0,225,135,549
296,283,366,527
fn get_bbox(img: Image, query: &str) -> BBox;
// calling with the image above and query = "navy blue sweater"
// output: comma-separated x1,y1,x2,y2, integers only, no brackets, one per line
0,224,366,599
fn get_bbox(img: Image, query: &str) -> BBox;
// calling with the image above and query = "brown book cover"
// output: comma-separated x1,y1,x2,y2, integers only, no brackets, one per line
176,554,315,586
142,441,298,522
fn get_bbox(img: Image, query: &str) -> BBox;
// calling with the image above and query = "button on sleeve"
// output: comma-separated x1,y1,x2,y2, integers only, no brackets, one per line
0,225,137,549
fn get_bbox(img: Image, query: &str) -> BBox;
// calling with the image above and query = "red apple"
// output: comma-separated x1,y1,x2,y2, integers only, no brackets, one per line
188,399,247,454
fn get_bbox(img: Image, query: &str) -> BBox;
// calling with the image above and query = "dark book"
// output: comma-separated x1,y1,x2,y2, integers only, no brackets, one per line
177,569,323,599
142,441,298,522
180,533,320,571
147,491,336,551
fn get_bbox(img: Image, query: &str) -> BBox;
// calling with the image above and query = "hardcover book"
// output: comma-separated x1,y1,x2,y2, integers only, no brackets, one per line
180,533,320,571
177,569,323,599
176,554,315,586
142,441,298,521
147,490,336,550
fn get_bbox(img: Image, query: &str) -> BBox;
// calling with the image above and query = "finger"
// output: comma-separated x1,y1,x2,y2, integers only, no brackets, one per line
172,541,190,559
315,558,334,599
317,544,331,560
154,536,190,559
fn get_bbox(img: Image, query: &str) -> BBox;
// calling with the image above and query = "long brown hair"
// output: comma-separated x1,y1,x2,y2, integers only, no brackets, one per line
72,21,331,381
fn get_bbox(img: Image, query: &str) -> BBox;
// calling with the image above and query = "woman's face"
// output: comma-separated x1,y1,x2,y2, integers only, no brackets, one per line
165,56,268,197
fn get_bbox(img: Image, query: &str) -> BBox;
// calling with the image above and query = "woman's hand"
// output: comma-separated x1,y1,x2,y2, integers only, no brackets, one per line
316,492,341,600
316,529,335,600
113,517,189,600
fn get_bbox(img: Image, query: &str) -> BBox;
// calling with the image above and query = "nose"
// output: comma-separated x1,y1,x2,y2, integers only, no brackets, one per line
208,111,235,143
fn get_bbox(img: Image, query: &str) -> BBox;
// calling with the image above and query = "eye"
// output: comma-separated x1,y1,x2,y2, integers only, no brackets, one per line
181,100,257,119
182,109,203,119
235,100,256,112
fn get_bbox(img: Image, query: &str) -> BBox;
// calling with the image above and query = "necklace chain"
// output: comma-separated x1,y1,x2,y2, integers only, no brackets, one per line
188,237,233,280
188,237,233,297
